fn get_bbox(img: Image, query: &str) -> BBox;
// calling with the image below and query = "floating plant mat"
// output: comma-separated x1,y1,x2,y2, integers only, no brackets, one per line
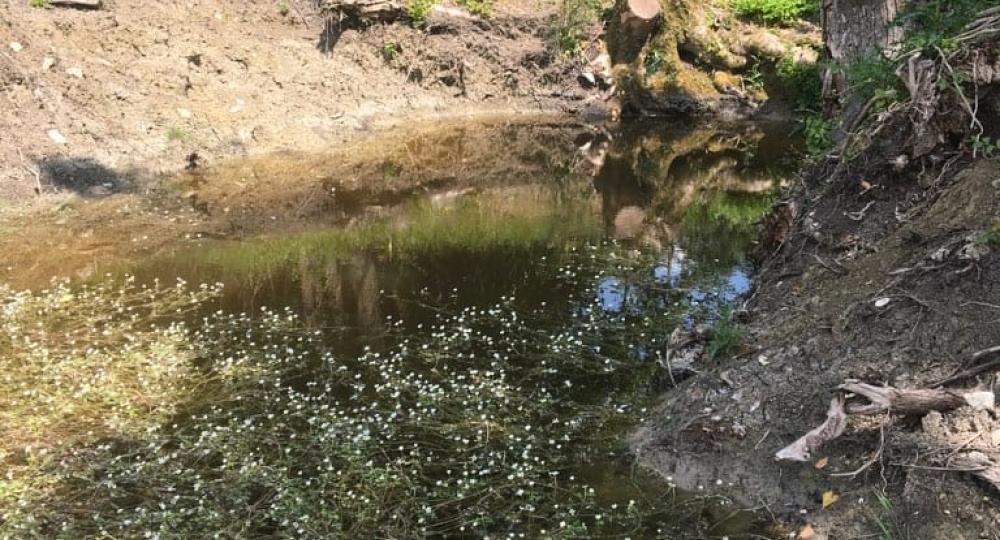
0,120,800,538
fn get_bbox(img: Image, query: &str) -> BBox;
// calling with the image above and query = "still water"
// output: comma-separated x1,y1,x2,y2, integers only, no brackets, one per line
21,119,800,538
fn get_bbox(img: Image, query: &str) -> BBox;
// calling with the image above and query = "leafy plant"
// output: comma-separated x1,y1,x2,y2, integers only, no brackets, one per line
731,0,818,25
457,0,492,17
644,49,665,75
29,0,50,8
971,136,1000,158
556,0,605,55
776,53,823,111
707,305,744,360
744,56,766,93
380,41,401,61
976,220,1000,247
895,0,995,54
406,0,434,27
801,113,832,157
277,1,289,16
843,53,903,111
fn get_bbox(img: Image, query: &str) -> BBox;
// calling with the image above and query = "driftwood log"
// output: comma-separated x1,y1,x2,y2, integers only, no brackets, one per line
776,381,994,462
776,380,999,491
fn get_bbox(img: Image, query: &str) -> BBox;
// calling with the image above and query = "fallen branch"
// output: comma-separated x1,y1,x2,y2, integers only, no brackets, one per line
774,394,847,462
775,381,994,462
837,380,991,415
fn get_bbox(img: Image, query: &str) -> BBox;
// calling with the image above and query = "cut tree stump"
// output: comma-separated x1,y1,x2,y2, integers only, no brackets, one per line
607,0,662,63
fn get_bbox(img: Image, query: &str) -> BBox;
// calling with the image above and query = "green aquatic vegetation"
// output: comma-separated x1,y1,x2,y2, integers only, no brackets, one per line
0,245,765,538
141,193,603,282
0,277,221,529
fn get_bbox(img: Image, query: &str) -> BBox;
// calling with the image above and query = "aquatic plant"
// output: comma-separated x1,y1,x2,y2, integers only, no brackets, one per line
0,243,768,538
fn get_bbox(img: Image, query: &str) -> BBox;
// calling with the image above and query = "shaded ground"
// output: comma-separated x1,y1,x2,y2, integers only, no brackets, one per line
0,0,595,203
636,85,1000,538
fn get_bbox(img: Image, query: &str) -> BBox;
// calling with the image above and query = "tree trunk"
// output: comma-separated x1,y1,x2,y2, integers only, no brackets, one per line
821,0,907,125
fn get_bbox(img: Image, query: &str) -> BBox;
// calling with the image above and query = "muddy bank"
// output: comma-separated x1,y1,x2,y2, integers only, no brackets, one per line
0,0,604,204
636,48,1000,538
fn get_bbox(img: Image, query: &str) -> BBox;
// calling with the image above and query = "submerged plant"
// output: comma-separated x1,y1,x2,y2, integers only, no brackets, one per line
0,242,768,538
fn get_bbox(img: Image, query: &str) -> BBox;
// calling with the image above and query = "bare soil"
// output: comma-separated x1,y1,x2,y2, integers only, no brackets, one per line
0,0,595,204
636,82,1000,537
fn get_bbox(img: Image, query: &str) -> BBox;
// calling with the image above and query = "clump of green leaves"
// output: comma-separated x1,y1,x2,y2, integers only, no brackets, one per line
457,0,491,17
843,53,903,111
556,0,605,55
644,49,665,75
707,305,744,360
731,0,818,25
971,136,1000,158
406,0,434,27
776,54,823,111
976,220,1000,247
896,0,995,55
277,1,289,16
744,56,766,93
380,41,401,61
802,113,832,157
29,0,50,8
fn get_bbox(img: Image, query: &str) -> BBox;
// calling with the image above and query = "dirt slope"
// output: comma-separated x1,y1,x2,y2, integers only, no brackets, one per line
0,0,593,203
636,50,1000,538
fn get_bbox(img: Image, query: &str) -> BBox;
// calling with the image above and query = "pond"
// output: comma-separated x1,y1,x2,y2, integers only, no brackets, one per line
1,119,799,538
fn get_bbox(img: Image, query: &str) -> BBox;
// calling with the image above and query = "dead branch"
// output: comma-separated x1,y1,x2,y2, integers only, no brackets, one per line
774,394,847,462
838,380,991,415
776,382,994,463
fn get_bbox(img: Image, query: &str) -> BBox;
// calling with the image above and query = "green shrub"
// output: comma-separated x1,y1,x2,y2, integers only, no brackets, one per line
380,41,401,61
29,0,50,8
776,54,823,111
843,53,903,111
277,1,289,16
731,0,818,25
707,305,743,360
457,0,492,17
644,49,665,75
802,113,832,157
896,0,995,54
556,0,605,54
406,0,434,26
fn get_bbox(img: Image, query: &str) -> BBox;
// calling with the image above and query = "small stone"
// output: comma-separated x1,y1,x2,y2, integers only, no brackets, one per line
177,108,193,119
42,57,56,70
66,67,84,78
47,129,67,144
874,297,891,308
229,98,245,114
9,42,23,52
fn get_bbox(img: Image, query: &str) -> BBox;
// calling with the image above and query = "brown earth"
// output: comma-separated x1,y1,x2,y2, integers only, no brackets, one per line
0,0,601,205
636,59,1000,539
